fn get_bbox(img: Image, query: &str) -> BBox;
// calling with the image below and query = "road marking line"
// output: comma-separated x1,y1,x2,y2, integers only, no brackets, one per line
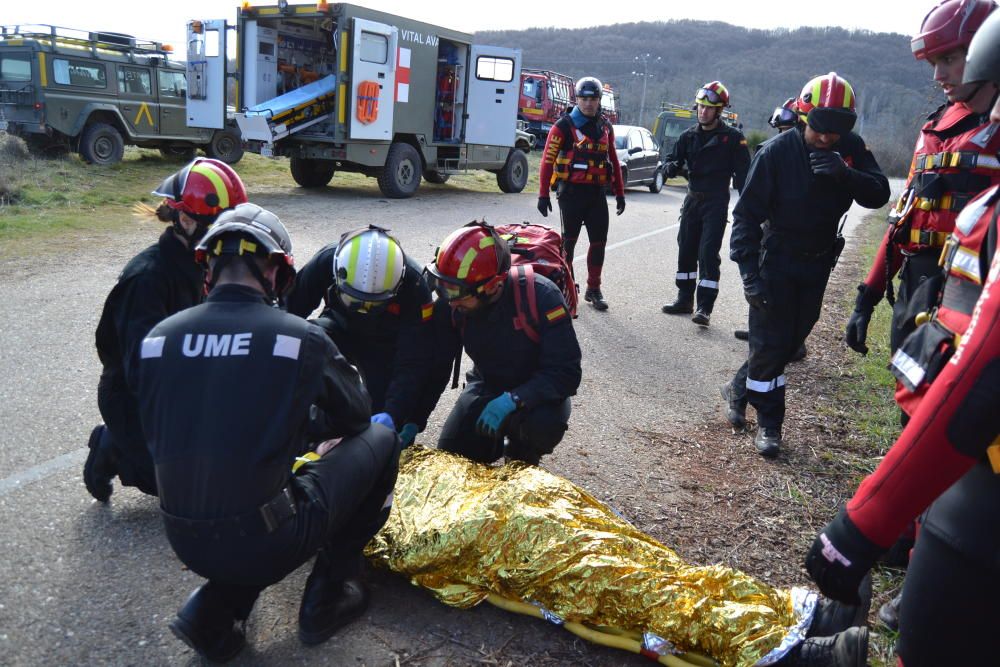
0,223,681,497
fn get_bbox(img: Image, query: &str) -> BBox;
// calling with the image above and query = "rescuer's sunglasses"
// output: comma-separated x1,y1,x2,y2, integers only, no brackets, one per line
695,88,723,105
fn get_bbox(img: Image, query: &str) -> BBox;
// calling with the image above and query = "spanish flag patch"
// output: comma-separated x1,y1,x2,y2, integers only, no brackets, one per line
545,305,567,322
421,303,434,322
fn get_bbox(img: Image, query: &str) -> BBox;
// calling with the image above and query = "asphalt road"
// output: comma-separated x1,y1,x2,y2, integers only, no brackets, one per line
0,176,888,666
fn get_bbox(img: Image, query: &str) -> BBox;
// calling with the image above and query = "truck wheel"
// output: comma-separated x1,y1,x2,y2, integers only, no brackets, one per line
378,142,422,198
648,168,664,193
160,145,196,162
290,157,336,188
206,129,244,164
423,169,450,185
79,123,124,166
496,149,528,194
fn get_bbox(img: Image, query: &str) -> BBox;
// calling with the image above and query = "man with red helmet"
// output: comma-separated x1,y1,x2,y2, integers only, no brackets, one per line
423,222,582,465
135,204,399,660
661,81,751,326
806,16,1000,664
845,0,999,361
537,76,625,312
724,73,890,457
83,159,248,502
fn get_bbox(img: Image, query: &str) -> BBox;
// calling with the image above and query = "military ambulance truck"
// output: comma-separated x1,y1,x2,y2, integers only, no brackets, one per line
190,2,531,198
0,24,243,164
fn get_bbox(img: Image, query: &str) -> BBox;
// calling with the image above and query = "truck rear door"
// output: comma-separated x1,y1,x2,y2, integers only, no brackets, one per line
0,48,38,131
465,46,520,147
349,18,396,141
185,19,227,130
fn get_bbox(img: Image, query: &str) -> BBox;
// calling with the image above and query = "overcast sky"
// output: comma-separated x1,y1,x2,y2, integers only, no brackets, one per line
7,0,932,54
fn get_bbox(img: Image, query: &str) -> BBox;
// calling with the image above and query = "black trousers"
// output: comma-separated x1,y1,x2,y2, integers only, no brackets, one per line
557,184,609,290
730,247,832,430
674,192,730,312
164,425,400,617
890,250,942,352
896,529,1000,666
96,374,157,495
438,379,571,464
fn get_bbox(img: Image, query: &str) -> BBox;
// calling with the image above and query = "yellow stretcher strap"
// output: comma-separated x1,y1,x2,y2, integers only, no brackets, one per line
484,594,712,667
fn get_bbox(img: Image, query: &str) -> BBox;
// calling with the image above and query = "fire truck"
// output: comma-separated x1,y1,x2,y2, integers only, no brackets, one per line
517,68,573,142
188,2,532,198
600,83,619,123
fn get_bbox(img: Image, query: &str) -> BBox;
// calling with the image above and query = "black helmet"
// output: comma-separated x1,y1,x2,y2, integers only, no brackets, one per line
963,9,1000,84
195,203,296,299
575,77,603,99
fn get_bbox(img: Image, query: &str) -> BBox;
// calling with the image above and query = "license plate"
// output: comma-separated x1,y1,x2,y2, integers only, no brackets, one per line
260,143,273,158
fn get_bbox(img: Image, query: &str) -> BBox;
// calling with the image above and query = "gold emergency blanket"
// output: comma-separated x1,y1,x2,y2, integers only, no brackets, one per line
366,447,811,667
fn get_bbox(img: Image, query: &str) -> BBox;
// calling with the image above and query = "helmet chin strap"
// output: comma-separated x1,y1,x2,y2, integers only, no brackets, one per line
953,80,986,104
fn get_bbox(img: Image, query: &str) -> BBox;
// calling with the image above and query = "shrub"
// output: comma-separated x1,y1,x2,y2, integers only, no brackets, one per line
0,131,30,161
0,132,30,204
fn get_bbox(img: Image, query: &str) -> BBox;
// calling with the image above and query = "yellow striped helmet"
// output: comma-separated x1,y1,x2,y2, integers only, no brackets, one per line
333,226,406,307
152,158,247,224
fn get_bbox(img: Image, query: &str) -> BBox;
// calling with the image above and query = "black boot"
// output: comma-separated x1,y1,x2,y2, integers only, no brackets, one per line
299,557,370,646
169,585,247,663
808,574,872,638
754,427,782,458
719,383,746,432
779,627,868,667
877,592,901,632
691,308,711,326
734,329,749,341
661,295,693,314
584,288,608,311
83,425,117,503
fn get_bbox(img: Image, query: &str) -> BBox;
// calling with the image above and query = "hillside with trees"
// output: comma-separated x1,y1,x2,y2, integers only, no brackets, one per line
478,20,942,175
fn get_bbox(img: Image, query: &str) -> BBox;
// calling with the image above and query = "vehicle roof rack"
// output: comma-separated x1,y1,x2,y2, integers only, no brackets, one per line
0,24,174,60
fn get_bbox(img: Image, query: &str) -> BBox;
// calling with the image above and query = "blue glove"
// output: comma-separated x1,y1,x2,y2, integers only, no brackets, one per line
371,412,395,430
475,392,518,438
399,423,419,448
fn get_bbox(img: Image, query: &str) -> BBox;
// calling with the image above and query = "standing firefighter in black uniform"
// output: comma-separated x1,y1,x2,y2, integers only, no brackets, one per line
83,158,248,502
136,204,400,661
723,73,890,457
285,226,435,448
662,81,751,326
423,222,582,465
537,76,626,312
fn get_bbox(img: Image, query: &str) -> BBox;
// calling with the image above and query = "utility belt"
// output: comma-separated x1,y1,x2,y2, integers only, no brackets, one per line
161,485,299,539
685,188,728,201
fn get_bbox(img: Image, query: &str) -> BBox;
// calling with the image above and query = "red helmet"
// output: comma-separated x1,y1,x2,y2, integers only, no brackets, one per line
425,222,511,302
152,158,248,223
795,72,857,135
695,81,730,108
911,0,997,61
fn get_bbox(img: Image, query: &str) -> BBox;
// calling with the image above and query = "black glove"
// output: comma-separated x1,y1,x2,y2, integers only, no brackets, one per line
844,283,881,355
616,195,626,216
741,273,768,312
805,510,884,605
537,197,552,218
810,150,848,180
664,162,679,179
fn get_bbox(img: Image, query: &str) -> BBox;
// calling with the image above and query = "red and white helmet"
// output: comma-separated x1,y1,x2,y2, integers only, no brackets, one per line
153,158,248,224
911,0,997,61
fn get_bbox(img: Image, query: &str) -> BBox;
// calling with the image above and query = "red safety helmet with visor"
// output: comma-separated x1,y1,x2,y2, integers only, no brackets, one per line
425,222,511,303
153,158,248,224
695,81,730,108
795,72,858,135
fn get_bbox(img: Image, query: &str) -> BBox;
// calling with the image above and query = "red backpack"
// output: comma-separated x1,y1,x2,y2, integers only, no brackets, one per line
496,222,578,343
